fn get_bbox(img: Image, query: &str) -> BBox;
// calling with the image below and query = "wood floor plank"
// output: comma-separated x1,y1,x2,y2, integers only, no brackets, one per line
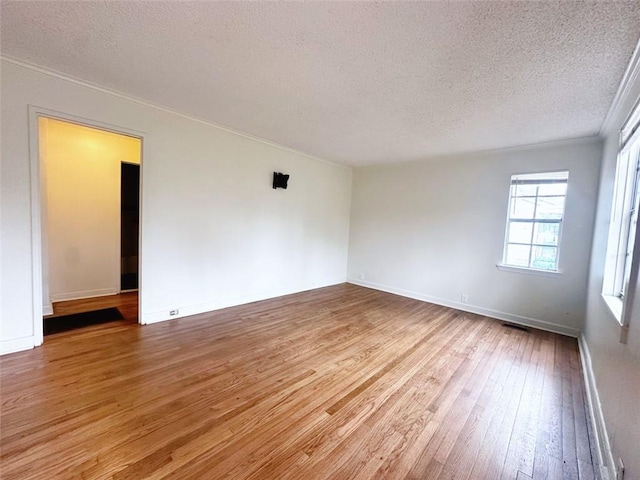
501,334,545,479
0,284,597,479
465,329,532,479
432,325,513,480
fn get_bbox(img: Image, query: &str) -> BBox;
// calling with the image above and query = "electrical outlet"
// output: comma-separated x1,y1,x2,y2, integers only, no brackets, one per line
169,309,179,316
616,458,625,480
461,294,469,304
359,273,365,281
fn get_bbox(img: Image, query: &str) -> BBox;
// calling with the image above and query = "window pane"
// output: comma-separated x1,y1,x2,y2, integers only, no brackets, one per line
622,181,640,296
533,222,560,246
538,183,567,196
535,196,565,220
511,196,536,219
504,171,568,271
508,222,533,244
531,246,557,270
506,244,530,267
514,184,537,197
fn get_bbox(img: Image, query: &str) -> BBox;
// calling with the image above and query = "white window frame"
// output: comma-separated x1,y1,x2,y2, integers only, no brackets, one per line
602,102,640,336
498,171,569,275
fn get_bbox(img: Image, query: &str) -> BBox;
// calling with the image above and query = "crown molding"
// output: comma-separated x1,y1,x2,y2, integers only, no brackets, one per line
0,55,349,170
358,135,602,169
1,52,619,168
600,36,640,135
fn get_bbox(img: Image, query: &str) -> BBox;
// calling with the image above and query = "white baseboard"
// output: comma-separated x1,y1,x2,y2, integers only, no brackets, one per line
142,278,346,325
578,335,614,480
42,303,53,316
347,278,581,338
1,336,35,356
50,288,119,303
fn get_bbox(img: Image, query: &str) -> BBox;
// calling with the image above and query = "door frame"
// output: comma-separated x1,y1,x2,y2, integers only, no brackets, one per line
28,105,145,346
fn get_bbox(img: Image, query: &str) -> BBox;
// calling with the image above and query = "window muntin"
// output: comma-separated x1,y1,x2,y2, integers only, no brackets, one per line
503,171,568,271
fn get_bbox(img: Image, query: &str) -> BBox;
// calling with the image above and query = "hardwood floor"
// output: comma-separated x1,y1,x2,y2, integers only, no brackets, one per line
0,284,598,479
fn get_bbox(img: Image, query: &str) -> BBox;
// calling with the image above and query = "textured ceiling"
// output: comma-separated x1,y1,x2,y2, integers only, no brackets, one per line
2,1,640,166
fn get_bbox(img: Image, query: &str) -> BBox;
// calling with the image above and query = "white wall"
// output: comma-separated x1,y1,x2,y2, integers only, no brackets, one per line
348,139,602,336
0,60,352,354
41,117,141,304
583,55,640,479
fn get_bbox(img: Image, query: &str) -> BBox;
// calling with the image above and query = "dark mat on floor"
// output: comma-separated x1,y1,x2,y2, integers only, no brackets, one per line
44,307,125,336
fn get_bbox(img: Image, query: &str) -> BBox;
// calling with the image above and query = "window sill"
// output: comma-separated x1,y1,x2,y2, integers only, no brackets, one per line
496,264,562,278
601,294,624,326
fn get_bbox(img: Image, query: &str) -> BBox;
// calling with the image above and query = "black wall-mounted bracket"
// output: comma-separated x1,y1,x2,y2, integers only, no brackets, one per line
273,172,290,189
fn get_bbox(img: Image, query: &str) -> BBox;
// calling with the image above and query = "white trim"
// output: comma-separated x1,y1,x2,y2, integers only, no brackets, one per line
601,102,640,345
358,136,602,169
619,178,640,343
138,137,145,328
496,264,562,278
117,163,122,295
600,294,623,325
29,105,147,139
500,170,568,275
49,288,120,303
577,335,614,480
28,106,147,346
347,278,580,338
28,107,44,347
2,55,347,171
42,303,53,316
447,136,603,163
620,96,640,149
1,336,36,356
3,57,602,170
2,57,603,170
601,36,640,135
142,278,346,325
467,135,602,159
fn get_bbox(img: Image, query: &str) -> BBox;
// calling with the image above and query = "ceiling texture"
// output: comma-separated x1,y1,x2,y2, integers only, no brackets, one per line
2,1,640,166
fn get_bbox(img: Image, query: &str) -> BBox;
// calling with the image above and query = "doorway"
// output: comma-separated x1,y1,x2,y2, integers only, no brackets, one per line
121,162,140,291
35,113,143,338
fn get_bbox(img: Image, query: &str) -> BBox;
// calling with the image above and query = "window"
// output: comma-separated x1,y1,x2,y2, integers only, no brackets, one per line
502,171,569,272
602,103,640,323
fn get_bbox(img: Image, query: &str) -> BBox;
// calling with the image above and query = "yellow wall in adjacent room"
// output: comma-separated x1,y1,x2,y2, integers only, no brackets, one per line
40,117,141,304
